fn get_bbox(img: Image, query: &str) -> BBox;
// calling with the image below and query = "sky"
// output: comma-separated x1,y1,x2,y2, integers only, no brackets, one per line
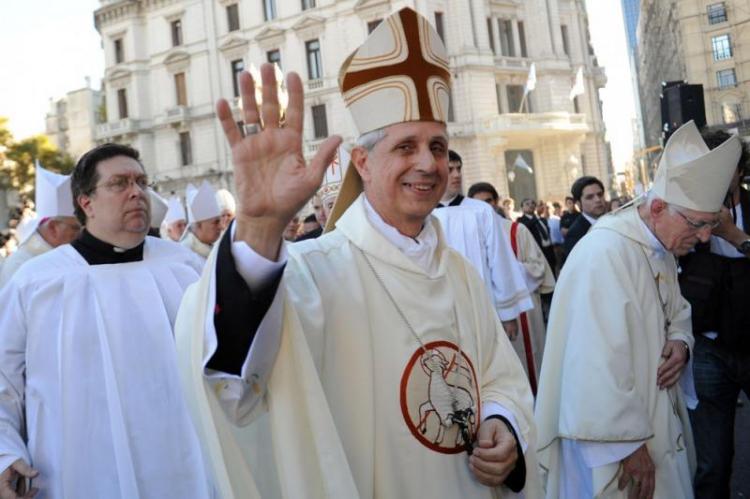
585,0,638,172
0,0,104,139
0,0,637,171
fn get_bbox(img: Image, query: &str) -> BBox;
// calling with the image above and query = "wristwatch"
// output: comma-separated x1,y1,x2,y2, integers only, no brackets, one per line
738,239,750,255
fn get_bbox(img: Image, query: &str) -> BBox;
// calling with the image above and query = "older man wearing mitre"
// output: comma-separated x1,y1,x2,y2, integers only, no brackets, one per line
534,121,742,499
0,167,81,288
176,7,540,499
182,181,223,262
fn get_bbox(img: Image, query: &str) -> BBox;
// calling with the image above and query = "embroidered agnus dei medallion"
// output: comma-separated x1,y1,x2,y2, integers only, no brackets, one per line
400,341,480,454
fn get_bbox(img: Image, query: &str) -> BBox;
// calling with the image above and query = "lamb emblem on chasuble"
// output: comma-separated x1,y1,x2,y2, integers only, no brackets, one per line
400,341,480,454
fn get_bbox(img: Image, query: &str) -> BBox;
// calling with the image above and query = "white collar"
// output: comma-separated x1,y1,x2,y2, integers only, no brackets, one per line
363,196,438,273
582,212,599,226
637,215,667,259
441,194,460,206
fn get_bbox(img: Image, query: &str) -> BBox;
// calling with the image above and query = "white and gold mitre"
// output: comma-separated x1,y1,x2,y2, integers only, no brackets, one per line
338,7,451,135
652,120,741,212
325,8,451,232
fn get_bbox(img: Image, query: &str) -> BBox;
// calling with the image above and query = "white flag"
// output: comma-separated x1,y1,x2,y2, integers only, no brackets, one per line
569,66,585,100
513,154,533,174
523,63,537,96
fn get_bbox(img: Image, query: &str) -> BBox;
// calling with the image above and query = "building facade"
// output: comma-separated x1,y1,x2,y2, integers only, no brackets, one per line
45,82,105,161
94,0,610,202
637,0,750,149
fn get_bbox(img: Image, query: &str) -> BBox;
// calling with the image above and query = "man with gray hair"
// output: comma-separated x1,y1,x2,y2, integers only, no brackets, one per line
0,167,81,288
535,121,741,498
177,8,539,498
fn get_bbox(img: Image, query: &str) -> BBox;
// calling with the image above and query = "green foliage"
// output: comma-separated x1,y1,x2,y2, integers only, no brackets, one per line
0,117,74,197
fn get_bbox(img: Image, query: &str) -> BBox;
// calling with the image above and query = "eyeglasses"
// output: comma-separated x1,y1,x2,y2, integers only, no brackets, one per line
674,209,720,230
94,175,150,194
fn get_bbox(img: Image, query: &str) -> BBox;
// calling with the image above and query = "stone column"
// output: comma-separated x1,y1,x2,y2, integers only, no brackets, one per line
511,19,522,58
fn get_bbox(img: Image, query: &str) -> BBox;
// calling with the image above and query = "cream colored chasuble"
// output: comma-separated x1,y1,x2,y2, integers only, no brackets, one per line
181,231,213,262
535,205,696,498
176,195,541,499
0,231,54,288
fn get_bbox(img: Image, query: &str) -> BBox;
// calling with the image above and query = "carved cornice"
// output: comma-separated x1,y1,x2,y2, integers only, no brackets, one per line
163,50,191,73
94,0,141,32
291,15,325,40
107,68,133,88
218,36,249,60
255,25,286,50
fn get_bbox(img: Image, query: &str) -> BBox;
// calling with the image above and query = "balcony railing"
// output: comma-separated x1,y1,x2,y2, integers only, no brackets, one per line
494,56,531,70
305,138,323,155
95,118,141,139
481,112,589,136
165,106,190,124
306,78,324,91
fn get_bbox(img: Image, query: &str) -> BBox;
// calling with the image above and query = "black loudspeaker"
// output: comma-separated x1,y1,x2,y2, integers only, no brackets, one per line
660,82,706,143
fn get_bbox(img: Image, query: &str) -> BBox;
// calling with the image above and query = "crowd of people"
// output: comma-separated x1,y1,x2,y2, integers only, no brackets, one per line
0,7,747,499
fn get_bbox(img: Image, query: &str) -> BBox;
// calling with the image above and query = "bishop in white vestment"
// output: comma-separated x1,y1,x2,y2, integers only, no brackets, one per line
182,181,223,262
0,167,80,288
534,121,742,498
176,8,541,499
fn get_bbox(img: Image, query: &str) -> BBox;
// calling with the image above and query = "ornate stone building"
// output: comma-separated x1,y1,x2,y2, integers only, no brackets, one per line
94,0,610,202
637,0,750,149
45,81,104,161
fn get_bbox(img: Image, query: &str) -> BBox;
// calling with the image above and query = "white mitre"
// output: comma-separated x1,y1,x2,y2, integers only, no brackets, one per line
148,189,169,228
327,7,451,231
20,164,75,244
165,196,186,224
651,120,741,212
186,181,221,224
215,188,236,214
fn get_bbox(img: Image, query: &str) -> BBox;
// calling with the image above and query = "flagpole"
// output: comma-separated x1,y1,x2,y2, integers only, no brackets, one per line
518,93,527,113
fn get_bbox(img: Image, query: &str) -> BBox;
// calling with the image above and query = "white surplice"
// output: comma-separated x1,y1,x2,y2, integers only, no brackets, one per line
500,219,555,387
535,205,696,498
0,231,53,288
176,194,542,499
182,230,213,262
432,198,533,321
0,237,212,499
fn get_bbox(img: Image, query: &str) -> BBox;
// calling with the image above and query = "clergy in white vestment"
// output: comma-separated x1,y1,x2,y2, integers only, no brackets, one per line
534,121,742,499
0,166,81,288
182,181,223,262
216,188,236,231
176,8,541,499
148,188,168,237
432,151,533,341
163,195,188,241
467,182,555,395
0,143,213,498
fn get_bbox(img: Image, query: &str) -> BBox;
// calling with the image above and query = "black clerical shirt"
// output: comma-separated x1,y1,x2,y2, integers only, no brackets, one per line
72,229,144,265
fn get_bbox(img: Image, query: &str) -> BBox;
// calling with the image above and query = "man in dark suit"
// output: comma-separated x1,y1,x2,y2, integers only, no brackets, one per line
562,176,606,262
517,198,556,269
